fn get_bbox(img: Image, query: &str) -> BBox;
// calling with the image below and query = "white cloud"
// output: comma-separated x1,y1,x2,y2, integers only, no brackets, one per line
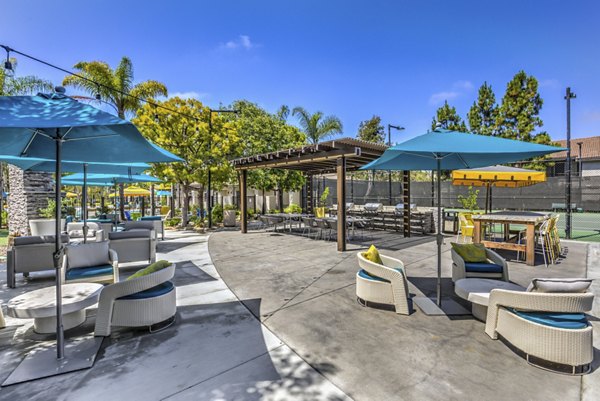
169,91,209,100
453,80,474,91
429,91,460,106
220,35,257,50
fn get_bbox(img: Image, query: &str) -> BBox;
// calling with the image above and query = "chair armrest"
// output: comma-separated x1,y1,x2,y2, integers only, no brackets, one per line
451,249,467,282
109,249,119,283
485,290,594,339
486,249,509,281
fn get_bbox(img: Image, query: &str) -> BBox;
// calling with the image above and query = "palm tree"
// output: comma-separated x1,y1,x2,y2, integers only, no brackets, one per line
63,57,168,219
63,56,168,119
292,107,343,144
0,58,53,96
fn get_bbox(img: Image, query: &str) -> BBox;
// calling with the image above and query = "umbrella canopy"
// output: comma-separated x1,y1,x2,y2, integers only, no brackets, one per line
451,165,546,188
0,94,181,163
156,190,172,196
63,173,160,185
0,92,182,363
0,155,150,175
361,128,564,307
118,185,151,197
452,165,547,213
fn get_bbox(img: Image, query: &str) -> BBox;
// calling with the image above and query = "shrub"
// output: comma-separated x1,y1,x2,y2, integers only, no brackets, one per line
284,203,302,214
457,186,480,211
165,217,181,227
211,204,223,223
223,204,237,211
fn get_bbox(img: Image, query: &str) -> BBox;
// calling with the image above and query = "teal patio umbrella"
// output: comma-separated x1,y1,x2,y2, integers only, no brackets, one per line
361,128,564,307
0,92,182,381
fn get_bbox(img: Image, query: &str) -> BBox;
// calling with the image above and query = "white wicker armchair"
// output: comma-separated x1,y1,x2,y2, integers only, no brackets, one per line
94,263,177,336
356,252,411,315
485,289,594,373
451,247,509,283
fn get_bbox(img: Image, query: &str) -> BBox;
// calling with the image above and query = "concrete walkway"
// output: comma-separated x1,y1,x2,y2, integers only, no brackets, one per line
209,229,600,401
0,231,350,401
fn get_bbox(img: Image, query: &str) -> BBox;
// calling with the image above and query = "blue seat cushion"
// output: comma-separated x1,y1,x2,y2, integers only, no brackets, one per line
509,309,589,330
464,262,503,274
140,216,161,221
66,264,113,280
119,281,175,300
358,268,402,283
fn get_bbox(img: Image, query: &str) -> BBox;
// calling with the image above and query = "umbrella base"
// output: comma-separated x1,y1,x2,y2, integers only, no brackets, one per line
413,296,470,316
2,336,102,386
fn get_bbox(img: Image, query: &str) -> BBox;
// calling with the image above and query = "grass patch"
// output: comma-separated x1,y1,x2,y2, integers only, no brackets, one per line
0,229,7,246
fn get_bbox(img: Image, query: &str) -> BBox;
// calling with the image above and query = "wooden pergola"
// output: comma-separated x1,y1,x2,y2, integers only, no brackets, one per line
232,138,389,251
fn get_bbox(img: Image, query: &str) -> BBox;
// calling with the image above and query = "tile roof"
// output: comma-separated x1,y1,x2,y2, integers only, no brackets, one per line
549,136,600,160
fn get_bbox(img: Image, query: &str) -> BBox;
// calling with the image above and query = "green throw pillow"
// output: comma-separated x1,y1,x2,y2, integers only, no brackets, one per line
451,243,487,263
127,260,171,280
363,245,383,265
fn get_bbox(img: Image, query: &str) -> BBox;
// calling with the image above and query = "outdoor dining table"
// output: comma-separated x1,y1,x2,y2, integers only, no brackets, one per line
472,211,550,266
324,216,371,238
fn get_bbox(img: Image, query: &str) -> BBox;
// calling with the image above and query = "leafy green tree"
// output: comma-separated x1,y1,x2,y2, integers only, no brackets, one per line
431,101,467,132
357,115,385,143
495,71,543,141
134,97,240,227
467,82,498,136
0,58,52,96
231,100,306,211
292,107,343,144
63,56,168,219
63,57,168,119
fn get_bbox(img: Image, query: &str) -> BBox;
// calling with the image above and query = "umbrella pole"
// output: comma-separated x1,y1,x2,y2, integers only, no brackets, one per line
54,132,65,359
436,158,443,307
82,163,88,244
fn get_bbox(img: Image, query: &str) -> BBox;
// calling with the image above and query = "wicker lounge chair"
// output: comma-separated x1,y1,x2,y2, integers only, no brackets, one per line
356,252,411,315
485,283,594,374
6,234,70,288
451,247,509,283
94,263,177,336
63,240,119,284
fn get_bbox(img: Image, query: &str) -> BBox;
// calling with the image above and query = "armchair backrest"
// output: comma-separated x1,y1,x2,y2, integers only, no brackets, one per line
65,241,111,269
11,235,69,271
122,221,155,231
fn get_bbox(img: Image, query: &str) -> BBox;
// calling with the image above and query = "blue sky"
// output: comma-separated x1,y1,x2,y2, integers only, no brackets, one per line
2,1,599,142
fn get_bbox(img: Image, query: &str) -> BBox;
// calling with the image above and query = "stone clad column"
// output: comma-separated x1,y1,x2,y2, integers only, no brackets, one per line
8,165,55,235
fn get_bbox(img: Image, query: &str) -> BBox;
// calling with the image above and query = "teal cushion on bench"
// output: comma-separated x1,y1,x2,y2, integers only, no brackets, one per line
119,281,175,300
140,216,162,221
510,309,588,330
464,262,503,274
358,268,403,283
66,264,113,280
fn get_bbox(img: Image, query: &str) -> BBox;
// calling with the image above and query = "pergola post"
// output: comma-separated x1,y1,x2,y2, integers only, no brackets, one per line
403,170,411,237
240,169,248,234
305,174,313,215
337,157,346,252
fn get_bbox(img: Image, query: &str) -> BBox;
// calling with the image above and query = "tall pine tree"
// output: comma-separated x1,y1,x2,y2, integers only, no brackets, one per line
431,101,467,132
495,71,544,141
357,115,385,143
467,82,498,136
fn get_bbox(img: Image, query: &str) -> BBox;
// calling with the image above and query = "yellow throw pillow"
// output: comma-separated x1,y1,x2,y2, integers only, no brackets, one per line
127,260,171,280
451,243,487,263
363,245,383,265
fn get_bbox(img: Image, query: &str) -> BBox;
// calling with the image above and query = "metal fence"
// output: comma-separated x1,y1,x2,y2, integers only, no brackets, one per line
316,170,600,242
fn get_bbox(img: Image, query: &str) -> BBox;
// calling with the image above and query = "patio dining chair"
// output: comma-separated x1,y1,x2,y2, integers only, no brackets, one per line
314,219,329,240
301,217,317,238
456,213,474,243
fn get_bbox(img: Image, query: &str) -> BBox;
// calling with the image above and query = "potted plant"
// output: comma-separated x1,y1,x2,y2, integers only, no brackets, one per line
315,187,329,218
457,186,480,212
29,199,67,236
223,204,237,227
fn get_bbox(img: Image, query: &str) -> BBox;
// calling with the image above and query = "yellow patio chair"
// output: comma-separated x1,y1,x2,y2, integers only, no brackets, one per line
457,213,474,243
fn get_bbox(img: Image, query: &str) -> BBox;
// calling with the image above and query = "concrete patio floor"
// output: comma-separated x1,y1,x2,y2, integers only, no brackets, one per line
209,228,600,401
0,231,349,401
